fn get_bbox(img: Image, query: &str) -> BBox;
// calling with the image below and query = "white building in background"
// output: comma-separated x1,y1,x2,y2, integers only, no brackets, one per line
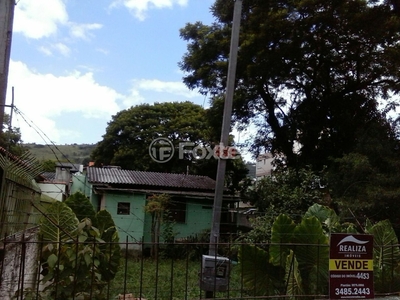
256,152,274,179
37,163,83,201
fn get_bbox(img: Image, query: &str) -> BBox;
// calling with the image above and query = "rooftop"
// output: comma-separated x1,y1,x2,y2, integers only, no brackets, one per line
86,167,217,191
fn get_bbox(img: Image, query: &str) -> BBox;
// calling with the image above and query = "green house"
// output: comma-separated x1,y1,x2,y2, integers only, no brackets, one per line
71,166,238,247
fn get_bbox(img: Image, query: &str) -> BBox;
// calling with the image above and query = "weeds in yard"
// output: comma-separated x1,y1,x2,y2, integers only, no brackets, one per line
109,256,245,300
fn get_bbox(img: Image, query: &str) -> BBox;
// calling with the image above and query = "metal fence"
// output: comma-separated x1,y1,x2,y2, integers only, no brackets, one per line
1,234,400,300
0,150,43,238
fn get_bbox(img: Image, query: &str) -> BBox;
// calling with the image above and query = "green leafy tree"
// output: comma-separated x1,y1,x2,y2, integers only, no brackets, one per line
64,191,96,224
0,114,25,156
242,167,326,221
40,159,56,172
91,101,211,173
327,149,400,237
91,101,248,192
179,0,400,170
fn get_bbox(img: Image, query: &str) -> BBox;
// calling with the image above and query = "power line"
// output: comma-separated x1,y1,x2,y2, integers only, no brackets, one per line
12,106,92,193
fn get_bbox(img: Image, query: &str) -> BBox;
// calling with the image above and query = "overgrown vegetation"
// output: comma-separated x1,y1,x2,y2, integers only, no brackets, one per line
238,203,400,297
109,254,245,299
17,192,120,299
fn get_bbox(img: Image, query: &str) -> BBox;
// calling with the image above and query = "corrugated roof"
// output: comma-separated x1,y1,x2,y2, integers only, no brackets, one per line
55,162,81,172
87,167,216,191
41,172,56,181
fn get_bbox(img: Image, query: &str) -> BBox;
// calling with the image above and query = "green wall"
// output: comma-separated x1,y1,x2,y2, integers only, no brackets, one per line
174,200,212,238
71,173,92,198
83,186,216,246
104,192,146,244
71,174,86,195
143,198,213,243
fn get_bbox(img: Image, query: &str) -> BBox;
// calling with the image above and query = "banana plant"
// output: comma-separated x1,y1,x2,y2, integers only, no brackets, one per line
365,219,400,293
239,203,400,297
240,211,329,297
238,244,286,296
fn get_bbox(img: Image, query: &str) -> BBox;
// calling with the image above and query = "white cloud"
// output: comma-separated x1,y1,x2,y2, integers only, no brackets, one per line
69,23,103,40
14,0,68,39
132,79,200,98
95,48,109,55
14,1,102,43
110,0,188,21
38,46,53,56
53,43,71,56
37,43,70,57
7,60,124,143
123,88,145,107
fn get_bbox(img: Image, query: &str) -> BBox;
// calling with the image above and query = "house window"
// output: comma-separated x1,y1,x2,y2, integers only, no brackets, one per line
117,202,130,215
168,201,186,223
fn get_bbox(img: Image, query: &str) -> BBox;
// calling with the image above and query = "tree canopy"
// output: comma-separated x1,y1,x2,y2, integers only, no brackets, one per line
0,114,25,156
179,0,400,169
91,101,248,188
179,0,400,233
92,101,210,172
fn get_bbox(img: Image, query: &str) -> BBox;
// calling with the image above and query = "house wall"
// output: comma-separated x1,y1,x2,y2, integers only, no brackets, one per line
70,173,86,195
55,166,71,183
142,198,213,243
38,183,66,202
174,200,212,238
103,192,147,245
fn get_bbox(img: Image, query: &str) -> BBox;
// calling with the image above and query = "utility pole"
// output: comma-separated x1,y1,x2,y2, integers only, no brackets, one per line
0,0,15,132
208,0,242,258
204,2,242,298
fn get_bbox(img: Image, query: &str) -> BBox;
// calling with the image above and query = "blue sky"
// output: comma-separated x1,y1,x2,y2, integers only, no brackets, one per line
7,0,220,146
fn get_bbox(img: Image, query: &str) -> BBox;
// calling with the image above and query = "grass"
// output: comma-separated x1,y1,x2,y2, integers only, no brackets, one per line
107,256,247,300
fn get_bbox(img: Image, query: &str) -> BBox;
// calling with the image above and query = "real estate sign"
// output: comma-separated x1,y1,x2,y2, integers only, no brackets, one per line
329,233,374,299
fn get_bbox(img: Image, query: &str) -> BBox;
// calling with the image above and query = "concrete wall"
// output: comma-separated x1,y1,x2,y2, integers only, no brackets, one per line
104,192,147,244
173,200,212,238
0,227,39,299
37,183,66,201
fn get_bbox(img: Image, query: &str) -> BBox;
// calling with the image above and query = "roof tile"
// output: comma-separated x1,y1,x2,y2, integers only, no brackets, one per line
87,167,216,191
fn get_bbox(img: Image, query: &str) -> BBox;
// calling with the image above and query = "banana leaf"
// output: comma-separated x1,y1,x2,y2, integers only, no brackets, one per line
270,214,296,267
239,244,286,296
291,216,329,295
304,203,341,234
39,201,79,245
285,250,305,299
365,219,400,292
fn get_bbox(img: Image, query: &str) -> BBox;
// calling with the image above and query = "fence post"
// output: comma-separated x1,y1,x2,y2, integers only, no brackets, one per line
17,234,26,300
123,236,129,299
